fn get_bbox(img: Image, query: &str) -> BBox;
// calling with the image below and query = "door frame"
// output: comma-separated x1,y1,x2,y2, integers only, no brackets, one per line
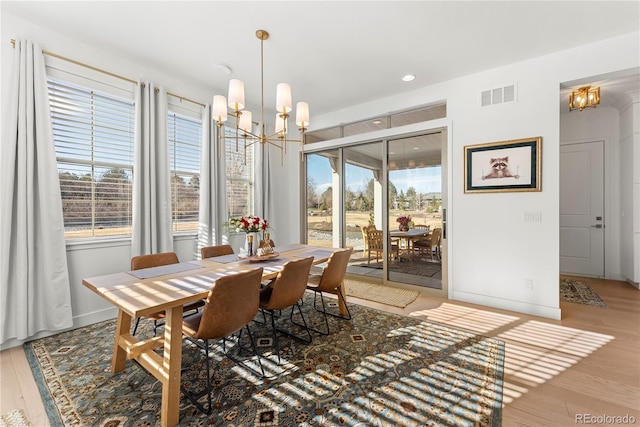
559,138,614,279
301,120,450,298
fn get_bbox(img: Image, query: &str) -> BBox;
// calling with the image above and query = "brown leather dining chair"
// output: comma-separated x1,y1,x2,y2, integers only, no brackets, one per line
181,267,264,414
130,252,205,336
305,247,354,335
201,244,234,259
258,256,314,363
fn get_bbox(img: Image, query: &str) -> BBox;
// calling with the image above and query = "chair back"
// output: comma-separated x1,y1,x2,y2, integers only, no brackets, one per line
131,252,179,270
431,228,442,249
413,224,430,231
315,247,353,292
262,257,314,310
361,225,370,246
201,244,234,259
368,230,384,251
193,267,264,340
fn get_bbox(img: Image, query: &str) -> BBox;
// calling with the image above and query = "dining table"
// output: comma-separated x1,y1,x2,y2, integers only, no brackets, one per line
389,228,430,260
82,243,344,427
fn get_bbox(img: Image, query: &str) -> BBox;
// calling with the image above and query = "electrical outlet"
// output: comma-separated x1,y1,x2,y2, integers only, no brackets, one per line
524,279,533,291
523,211,542,222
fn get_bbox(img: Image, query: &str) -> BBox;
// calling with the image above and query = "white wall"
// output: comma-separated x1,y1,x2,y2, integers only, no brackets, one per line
618,93,640,285
560,107,622,280
300,32,640,319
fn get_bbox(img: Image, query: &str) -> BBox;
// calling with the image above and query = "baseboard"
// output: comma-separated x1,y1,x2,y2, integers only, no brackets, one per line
0,307,118,351
452,290,561,320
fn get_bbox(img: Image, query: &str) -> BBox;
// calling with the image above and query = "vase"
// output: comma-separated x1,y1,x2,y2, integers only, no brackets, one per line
245,233,255,256
399,224,409,232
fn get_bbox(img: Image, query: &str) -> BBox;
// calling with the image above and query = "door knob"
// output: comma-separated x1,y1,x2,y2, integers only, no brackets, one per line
591,224,603,229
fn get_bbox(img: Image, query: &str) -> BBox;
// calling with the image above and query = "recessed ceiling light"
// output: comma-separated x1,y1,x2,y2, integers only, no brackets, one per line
215,64,232,75
402,74,416,82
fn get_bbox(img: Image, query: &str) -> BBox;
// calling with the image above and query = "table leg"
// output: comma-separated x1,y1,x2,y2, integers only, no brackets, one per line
111,309,131,373
337,281,348,316
160,306,183,427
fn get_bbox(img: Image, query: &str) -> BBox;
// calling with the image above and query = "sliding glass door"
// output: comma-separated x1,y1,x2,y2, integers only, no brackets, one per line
387,134,443,289
304,131,445,291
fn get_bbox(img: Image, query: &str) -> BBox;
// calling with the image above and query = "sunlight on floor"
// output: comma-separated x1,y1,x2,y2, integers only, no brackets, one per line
406,303,615,406
408,302,520,334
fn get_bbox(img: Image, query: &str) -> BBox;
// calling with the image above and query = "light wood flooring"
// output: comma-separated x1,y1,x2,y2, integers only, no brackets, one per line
1,275,638,426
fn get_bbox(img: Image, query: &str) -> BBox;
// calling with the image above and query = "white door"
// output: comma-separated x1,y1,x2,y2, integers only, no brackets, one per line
560,141,604,277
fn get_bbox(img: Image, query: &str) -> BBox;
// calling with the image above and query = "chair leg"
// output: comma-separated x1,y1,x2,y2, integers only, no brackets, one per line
233,326,267,378
132,317,141,336
181,338,213,414
259,304,312,365
305,289,352,336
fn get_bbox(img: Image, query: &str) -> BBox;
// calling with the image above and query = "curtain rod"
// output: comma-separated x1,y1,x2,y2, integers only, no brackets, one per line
10,38,206,108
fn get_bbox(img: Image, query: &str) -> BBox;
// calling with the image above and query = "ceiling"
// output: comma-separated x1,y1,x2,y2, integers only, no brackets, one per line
3,1,640,123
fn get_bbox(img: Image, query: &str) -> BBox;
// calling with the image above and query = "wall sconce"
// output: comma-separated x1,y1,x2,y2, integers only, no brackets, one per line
569,86,600,111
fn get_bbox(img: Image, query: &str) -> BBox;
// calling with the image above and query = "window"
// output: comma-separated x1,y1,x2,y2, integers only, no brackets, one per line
168,112,201,232
224,127,254,219
48,78,135,238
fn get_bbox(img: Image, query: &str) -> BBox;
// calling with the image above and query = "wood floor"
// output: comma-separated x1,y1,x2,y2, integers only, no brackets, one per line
1,275,638,426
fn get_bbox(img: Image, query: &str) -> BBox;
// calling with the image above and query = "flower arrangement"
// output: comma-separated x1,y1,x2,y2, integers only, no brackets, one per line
228,215,269,234
396,215,412,226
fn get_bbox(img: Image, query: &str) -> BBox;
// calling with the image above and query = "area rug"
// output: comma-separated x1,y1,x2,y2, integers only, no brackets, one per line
0,409,30,427
344,279,420,308
560,278,608,308
24,295,504,426
361,260,442,278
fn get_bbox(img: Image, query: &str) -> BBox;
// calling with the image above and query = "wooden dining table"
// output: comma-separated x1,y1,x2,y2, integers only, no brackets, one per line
82,243,344,427
389,228,430,260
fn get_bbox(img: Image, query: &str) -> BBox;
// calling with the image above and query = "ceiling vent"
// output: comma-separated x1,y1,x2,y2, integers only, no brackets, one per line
481,84,517,107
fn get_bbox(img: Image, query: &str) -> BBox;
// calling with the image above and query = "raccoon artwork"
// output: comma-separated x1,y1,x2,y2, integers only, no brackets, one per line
482,156,519,180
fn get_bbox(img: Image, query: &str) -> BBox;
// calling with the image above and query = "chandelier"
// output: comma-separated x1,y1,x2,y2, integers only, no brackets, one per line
569,86,600,111
212,29,309,163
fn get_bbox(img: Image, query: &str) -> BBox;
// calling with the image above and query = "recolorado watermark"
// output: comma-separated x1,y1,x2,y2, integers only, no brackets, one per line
576,414,637,424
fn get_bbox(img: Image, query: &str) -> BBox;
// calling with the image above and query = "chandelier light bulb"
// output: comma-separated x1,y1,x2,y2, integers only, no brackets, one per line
212,95,228,122
238,110,252,133
276,83,292,113
228,79,245,111
296,102,309,127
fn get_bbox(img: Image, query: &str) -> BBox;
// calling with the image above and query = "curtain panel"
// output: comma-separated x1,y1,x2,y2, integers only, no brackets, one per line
131,83,173,256
197,107,227,258
0,39,73,345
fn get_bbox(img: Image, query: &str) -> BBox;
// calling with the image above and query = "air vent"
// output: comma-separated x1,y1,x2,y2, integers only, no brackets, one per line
481,84,517,107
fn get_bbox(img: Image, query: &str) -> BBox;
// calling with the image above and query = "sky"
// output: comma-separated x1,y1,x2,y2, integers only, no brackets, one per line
307,154,442,195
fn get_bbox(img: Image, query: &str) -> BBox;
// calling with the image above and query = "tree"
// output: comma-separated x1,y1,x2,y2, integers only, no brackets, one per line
307,177,318,209
406,187,417,210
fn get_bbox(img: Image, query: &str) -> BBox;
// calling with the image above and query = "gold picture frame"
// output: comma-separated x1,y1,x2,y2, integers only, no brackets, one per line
464,137,542,193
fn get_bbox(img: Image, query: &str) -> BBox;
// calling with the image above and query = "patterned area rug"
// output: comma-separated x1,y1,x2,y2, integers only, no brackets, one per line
0,409,30,427
344,279,420,308
560,278,608,308
25,295,504,426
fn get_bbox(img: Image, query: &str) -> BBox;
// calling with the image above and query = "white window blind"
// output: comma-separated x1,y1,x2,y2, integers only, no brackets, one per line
224,128,254,219
48,78,135,238
168,112,201,232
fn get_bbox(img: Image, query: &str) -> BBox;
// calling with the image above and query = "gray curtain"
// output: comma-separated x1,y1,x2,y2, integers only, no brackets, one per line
131,83,173,256
0,39,73,344
197,106,227,258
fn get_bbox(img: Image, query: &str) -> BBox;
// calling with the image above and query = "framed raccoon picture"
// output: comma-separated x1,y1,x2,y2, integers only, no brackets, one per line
464,137,542,193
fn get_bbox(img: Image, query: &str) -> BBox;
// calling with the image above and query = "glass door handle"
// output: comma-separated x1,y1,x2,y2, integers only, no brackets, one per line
591,224,603,228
